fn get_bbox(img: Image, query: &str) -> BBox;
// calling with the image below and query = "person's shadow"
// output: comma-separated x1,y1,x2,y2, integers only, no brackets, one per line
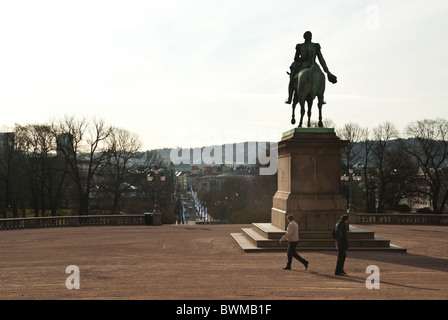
306,269,439,291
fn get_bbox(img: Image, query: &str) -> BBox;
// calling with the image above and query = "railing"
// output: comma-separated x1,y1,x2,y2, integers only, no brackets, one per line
196,220,229,225
354,213,448,226
2,213,447,230
0,214,144,230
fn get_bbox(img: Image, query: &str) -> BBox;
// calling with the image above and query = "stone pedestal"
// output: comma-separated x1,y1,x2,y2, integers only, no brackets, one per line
231,127,406,253
271,128,348,231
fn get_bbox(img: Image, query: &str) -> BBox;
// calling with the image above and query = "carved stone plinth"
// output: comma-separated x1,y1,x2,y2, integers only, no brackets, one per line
231,127,406,252
271,128,347,231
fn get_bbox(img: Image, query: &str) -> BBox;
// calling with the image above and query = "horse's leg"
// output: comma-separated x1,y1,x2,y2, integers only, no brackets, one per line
291,90,299,125
291,103,296,125
298,101,305,127
307,99,313,127
317,95,324,127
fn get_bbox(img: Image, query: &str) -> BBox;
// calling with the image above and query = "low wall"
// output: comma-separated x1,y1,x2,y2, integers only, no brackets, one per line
2,213,447,230
0,215,144,230
353,213,448,226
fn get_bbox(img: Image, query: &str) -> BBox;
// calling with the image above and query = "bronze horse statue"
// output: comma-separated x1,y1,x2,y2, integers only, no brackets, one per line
291,64,326,128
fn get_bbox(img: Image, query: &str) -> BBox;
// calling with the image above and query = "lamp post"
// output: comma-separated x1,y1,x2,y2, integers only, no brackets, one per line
146,166,165,225
341,168,362,213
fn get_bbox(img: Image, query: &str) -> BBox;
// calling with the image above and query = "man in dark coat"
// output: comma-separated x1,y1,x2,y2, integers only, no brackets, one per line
333,215,349,276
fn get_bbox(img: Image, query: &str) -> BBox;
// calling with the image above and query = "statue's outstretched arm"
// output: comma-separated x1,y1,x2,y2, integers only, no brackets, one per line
317,48,337,84
317,49,329,73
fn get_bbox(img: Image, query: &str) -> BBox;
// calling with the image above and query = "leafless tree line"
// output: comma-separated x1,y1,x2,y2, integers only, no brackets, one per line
0,115,163,218
1,116,447,218
337,118,448,213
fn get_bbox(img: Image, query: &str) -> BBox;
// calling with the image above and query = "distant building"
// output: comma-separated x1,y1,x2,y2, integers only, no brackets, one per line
197,176,224,193
221,165,231,173
57,133,73,157
191,165,201,175
0,132,14,153
175,171,190,192
203,167,214,175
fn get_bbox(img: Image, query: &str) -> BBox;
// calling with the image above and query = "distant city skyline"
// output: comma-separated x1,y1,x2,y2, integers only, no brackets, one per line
1,0,447,150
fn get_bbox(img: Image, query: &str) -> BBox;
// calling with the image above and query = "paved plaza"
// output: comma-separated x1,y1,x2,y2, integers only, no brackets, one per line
0,223,447,300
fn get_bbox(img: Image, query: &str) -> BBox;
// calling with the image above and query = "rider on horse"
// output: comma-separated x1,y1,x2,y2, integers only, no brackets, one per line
285,31,337,104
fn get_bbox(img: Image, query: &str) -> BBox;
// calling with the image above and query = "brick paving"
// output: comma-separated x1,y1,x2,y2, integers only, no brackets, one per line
0,223,447,300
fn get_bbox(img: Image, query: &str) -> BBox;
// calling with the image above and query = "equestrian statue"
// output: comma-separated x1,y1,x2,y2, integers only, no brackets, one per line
285,31,337,127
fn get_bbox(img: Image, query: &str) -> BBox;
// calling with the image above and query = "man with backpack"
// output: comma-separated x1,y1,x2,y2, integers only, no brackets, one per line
332,215,350,276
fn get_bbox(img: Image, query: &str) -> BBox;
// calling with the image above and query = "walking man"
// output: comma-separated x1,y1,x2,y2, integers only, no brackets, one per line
279,214,309,270
333,215,349,276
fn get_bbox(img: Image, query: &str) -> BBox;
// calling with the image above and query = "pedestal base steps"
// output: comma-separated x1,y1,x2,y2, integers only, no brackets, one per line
231,223,406,253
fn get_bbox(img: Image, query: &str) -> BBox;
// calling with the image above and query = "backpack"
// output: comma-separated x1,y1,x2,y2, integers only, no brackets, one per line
331,225,336,239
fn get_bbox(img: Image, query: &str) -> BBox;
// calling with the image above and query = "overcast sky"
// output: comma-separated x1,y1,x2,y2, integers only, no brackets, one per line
1,0,447,150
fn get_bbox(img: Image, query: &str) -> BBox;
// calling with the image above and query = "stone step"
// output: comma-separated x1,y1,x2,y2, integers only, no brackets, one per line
252,223,376,240
230,233,260,252
242,227,287,248
252,223,285,239
231,224,407,253
231,232,406,252
242,227,391,248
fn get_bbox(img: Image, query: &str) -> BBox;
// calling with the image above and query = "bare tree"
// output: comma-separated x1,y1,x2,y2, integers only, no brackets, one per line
336,122,367,211
0,131,17,217
337,122,365,172
403,118,448,213
102,127,143,214
360,127,376,212
372,122,399,212
52,116,111,215
14,124,56,216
